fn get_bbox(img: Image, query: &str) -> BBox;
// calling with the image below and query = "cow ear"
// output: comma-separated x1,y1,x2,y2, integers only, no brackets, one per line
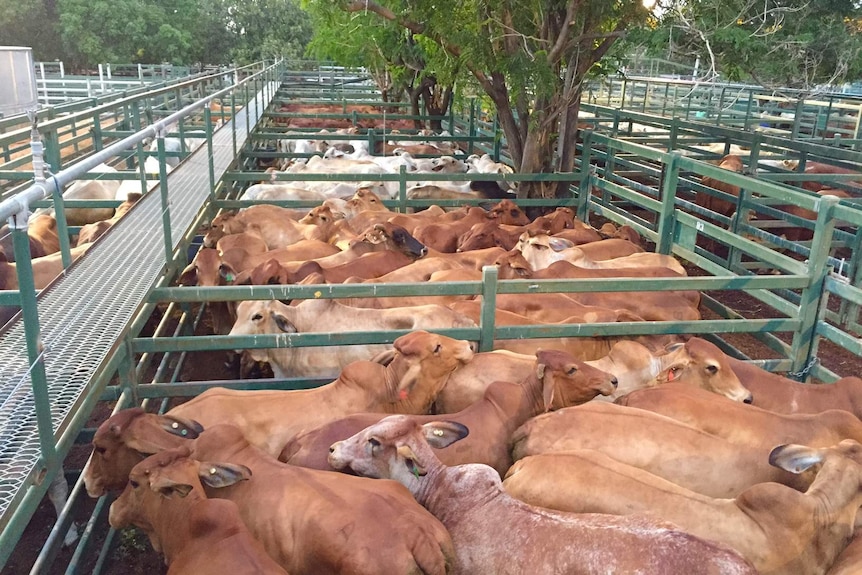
149,476,194,498
197,462,252,489
537,363,555,412
421,421,469,449
159,415,204,439
270,312,296,333
396,445,426,477
769,444,825,474
664,342,685,353
370,349,398,366
219,262,238,283
178,263,197,286
547,237,574,251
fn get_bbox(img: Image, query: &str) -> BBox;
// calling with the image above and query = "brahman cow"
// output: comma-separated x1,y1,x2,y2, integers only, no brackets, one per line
433,337,751,412
511,402,815,497
728,356,862,419
504,439,862,575
203,204,336,249
109,448,286,575
169,330,474,456
280,349,618,475
0,214,61,262
56,163,122,225
617,384,862,448
516,233,686,274
84,411,455,575
227,299,476,378
328,415,756,575
0,243,91,291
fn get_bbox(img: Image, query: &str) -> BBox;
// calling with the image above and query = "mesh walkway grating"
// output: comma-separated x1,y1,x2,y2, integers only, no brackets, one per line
0,84,275,534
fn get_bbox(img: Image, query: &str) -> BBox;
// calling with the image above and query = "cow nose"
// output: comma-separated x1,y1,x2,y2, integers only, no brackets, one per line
420,247,428,257
329,445,336,453
611,377,618,388
743,394,754,404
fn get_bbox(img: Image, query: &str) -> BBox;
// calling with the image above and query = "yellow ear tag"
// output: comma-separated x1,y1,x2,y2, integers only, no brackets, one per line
432,429,444,437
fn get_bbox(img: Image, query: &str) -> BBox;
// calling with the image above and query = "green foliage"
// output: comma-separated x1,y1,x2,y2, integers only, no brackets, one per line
0,0,63,60
637,0,862,89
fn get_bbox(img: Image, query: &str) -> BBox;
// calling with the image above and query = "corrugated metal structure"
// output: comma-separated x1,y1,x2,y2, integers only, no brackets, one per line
0,47,38,118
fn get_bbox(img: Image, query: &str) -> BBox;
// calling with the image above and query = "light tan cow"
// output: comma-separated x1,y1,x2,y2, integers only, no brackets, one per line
227,298,476,378
434,337,751,413
516,232,686,274
511,402,814,497
328,415,756,575
617,383,862,448
169,330,474,456
505,440,862,575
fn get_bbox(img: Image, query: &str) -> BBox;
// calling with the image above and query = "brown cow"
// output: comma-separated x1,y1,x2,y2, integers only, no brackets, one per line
109,447,287,575
328,415,756,575
169,330,474,456
281,350,617,475
697,154,745,218
828,528,862,574
504,440,862,575
0,243,91,291
203,204,336,248
84,412,455,575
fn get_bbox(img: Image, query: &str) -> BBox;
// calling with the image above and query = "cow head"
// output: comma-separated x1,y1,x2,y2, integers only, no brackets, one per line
84,408,204,497
178,248,238,286
203,211,239,248
495,251,534,279
109,447,251,550
374,331,474,413
489,200,529,226
655,338,753,403
329,415,468,488
359,223,427,259
229,300,296,362
535,349,617,411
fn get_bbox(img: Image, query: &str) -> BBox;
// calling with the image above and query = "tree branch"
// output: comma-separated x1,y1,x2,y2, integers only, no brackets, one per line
548,0,581,64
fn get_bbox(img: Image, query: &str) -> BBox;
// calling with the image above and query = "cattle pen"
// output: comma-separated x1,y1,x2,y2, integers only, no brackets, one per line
0,60,860,573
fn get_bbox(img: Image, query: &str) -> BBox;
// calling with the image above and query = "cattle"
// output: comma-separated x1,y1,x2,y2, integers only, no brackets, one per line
170,330,474,455
203,204,336,249
281,349,617,475
726,356,862,419
109,448,287,575
828,529,862,575
0,243,91,291
504,439,862,575
75,193,142,246
696,154,745,220
795,162,862,193
618,383,862,448
0,214,61,262
433,337,750,413
516,233,685,274
178,248,238,336
456,209,595,252
84,412,456,575
55,163,122,225
414,207,506,253
591,338,752,403
494,252,700,321
227,299,475,378
238,183,325,203
511,402,814,497
328,415,756,575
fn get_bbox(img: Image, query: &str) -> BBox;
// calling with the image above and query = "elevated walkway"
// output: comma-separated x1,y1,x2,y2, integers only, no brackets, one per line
0,82,275,553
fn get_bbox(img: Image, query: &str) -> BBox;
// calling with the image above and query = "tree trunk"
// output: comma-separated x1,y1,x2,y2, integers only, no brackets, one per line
422,82,452,131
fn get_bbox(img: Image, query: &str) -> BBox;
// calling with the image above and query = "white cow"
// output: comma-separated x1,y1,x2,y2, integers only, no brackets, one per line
228,299,477,378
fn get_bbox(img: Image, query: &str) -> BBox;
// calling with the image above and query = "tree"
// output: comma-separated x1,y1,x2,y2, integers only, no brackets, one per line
0,0,63,61
304,2,458,128
639,0,862,92
319,0,652,200
230,0,313,64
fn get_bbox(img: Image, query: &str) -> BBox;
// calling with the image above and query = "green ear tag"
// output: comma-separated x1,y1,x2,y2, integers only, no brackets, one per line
225,273,235,282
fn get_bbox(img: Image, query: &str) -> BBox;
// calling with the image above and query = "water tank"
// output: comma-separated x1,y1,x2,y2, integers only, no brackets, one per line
0,46,38,118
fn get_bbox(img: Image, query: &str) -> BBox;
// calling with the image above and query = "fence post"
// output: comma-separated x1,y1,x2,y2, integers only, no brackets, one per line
8,211,58,467
788,194,839,380
156,135,174,263
478,266,498,352
398,165,407,213
204,107,217,203
576,131,594,223
656,151,682,255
